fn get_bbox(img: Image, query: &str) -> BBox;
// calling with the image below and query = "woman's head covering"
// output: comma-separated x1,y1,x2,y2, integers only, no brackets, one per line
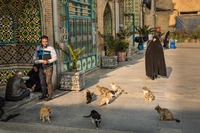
152,35,161,44
33,64,39,69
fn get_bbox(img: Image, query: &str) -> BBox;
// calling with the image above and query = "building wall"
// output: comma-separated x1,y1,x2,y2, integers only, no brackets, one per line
156,11,174,34
96,0,115,55
144,0,200,37
40,0,54,46
0,0,56,88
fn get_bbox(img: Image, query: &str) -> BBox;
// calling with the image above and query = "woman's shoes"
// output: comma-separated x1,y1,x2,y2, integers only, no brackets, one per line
151,75,157,80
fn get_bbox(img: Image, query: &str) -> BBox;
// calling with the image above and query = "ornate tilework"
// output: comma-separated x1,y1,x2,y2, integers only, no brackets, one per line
0,0,42,88
0,44,37,65
0,9,14,44
103,4,112,35
124,0,140,27
17,0,41,43
0,67,31,87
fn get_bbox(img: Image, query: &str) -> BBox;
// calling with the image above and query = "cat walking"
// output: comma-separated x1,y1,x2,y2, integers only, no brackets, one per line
96,85,110,95
39,105,52,123
99,91,115,106
155,105,180,123
84,110,101,129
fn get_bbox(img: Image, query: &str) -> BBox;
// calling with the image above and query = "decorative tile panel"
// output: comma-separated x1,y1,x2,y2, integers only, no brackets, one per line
0,0,42,88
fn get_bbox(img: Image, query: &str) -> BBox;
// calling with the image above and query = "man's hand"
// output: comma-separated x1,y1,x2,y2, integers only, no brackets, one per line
42,60,48,65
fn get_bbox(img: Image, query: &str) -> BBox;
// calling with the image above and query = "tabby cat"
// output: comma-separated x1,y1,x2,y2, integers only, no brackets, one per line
84,110,101,129
84,89,93,104
96,85,111,95
99,91,115,106
110,82,127,97
142,86,155,101
155,105,180,123
39,105,52,123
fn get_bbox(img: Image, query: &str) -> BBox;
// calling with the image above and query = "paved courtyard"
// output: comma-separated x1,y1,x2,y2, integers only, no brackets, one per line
0,43,200,133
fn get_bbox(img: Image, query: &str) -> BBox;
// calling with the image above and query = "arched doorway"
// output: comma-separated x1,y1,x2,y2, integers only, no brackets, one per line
103,3,112,36
0,0,42,88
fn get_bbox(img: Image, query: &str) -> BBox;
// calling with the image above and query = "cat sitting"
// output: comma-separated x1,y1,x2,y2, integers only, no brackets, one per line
110,82,127,97
155,105,180,123
84,89,93,104
39,105,52,123
99,91,115,106
142,86,155,101
84,110,101,129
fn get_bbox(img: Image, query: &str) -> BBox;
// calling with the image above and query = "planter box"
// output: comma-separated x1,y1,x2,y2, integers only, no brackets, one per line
101,56,118,69
60,70,85,92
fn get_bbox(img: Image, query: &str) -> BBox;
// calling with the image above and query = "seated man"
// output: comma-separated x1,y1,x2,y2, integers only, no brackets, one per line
5,71,30,101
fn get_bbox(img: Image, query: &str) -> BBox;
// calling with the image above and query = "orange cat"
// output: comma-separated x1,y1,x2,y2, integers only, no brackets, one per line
39,105,52,123
96,85,110,95
99,91,115,106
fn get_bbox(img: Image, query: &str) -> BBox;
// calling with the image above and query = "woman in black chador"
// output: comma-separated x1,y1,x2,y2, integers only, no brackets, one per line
145,35,167,80
25,64,41,91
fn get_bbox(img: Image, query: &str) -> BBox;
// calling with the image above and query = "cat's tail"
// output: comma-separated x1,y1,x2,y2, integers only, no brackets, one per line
83,113,92,118
174,119,180,123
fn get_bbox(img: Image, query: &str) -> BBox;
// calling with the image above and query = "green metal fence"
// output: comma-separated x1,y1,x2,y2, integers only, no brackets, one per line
62,0,97,72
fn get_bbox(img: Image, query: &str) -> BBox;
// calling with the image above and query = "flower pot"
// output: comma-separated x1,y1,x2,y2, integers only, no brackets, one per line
60,70,85,92
190,39,196,43
184,38,189,43
117,51,126,62
138,43,143,51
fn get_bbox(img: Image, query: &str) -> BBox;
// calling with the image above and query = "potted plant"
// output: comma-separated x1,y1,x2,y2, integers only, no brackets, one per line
56,43,85,92
115,39,129,62
117,26,134,60
135,25,156,50
155,31,165,42
189,30,199,43
98,32,118,68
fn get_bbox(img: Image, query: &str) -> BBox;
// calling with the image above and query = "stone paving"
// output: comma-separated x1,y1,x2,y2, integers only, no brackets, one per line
0,43,200,133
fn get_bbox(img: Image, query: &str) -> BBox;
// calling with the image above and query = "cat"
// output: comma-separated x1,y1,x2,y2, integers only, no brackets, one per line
155,105,180,123
39,105,52,123
110,82,127,97
84,110,101,129
84,89,93,104
142,86,155,101
96,85,111,95
99,91,115,106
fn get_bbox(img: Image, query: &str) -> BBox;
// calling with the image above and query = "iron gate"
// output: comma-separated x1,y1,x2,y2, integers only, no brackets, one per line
61,0,97,72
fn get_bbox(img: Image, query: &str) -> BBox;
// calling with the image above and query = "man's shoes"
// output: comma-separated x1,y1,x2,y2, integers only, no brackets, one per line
39,95,47,100
45,95,52,101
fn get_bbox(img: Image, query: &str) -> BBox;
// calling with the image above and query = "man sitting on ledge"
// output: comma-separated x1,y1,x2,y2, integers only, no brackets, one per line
5,71,30,101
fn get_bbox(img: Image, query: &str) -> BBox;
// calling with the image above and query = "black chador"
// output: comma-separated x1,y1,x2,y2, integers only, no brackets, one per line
145,36,167,80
